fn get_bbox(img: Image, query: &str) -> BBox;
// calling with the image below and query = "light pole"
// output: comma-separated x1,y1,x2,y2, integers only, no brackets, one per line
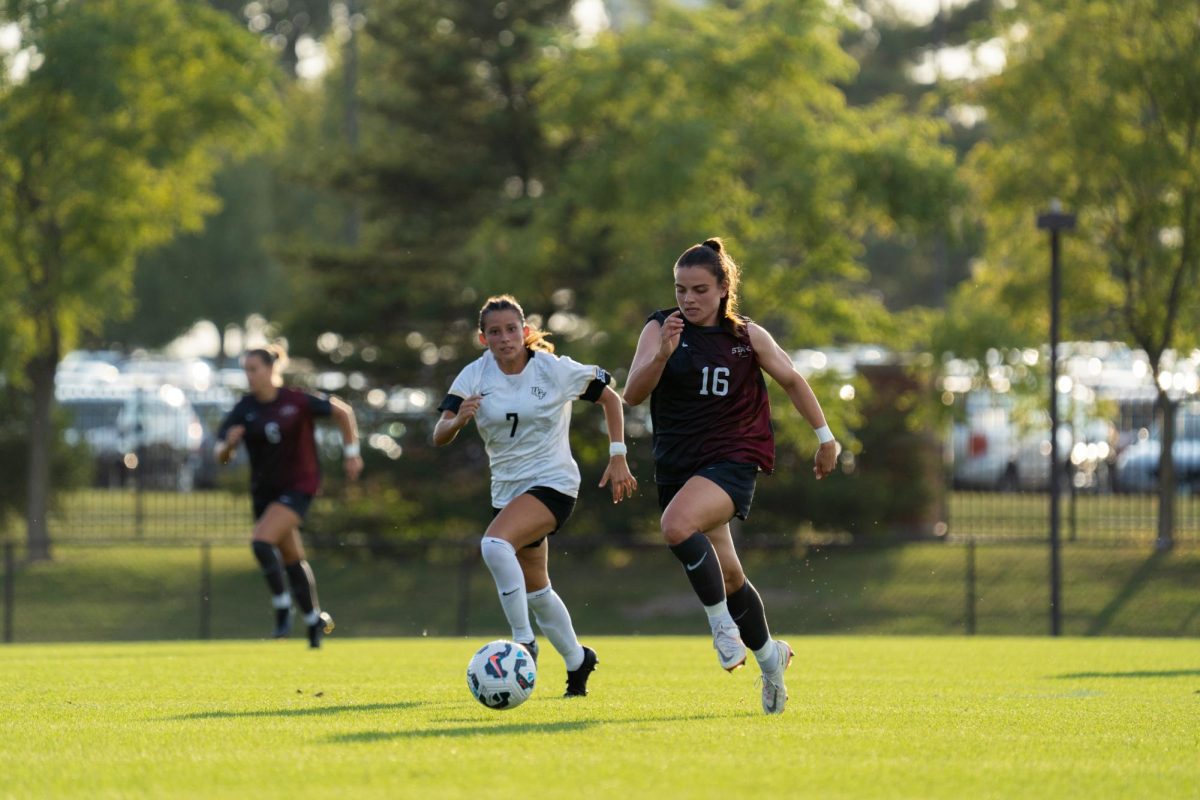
1037,200,1076,637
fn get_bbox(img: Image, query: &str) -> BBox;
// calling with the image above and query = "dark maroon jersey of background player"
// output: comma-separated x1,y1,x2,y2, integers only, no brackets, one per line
647,308,775,483
217,387,332,495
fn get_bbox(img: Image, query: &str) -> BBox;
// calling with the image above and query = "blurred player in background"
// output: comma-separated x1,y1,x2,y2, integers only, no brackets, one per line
434,295,637,697
623,238,838,714
216,345,363,648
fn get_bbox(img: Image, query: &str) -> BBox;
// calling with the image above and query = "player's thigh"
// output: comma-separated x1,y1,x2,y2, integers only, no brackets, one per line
705,523,746,591
485,493,557,550
660,475,736,545
515,538,549,593
277,527,306,564
253,503,302,546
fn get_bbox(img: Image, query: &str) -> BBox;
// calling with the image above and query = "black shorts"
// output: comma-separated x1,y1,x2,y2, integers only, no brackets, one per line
492,486,577,549
657,462,759,521
253,489,314,522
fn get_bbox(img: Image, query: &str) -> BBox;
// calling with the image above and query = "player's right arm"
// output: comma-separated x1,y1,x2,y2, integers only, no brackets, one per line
214,403,245,465
432,395,483,446
215,426,244,465
622,311,683,406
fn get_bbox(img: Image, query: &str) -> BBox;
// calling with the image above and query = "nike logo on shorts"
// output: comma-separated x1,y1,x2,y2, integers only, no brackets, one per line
686,552,708,571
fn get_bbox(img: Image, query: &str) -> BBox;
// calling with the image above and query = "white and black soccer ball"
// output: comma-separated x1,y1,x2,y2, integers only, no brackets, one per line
466,640,537,710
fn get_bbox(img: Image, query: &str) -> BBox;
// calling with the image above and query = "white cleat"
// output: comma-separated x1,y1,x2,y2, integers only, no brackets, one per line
760,639,794,715
713,620,747,672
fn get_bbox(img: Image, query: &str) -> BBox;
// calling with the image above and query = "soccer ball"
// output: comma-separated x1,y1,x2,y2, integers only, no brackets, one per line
466,640,537,710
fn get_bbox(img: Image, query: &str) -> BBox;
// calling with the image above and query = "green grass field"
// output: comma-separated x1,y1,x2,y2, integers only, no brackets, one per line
1,637,1195,799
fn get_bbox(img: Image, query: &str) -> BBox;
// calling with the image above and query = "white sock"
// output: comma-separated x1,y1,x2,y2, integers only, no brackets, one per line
754,640,779,673
703,600,734,631
480,537,535,643
271,592,292,610
303,609,322,626
527,584,585,671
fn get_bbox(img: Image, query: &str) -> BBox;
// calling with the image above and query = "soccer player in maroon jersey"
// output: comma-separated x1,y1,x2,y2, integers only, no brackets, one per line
215,346,363,648
623,238,838,714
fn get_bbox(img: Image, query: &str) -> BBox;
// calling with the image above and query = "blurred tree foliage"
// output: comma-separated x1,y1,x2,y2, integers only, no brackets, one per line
838,0,994,311
282,0,576,386
0,0,282,557
101,0,342,353
102,161,288,356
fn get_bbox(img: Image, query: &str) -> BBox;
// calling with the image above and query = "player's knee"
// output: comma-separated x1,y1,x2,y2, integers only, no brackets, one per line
660,515,694,547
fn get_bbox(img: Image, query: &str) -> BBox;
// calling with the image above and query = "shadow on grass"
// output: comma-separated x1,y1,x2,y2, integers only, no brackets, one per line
1085,549,1166,636
171,701,425,720
329,711,755,744
1052,669,1200,680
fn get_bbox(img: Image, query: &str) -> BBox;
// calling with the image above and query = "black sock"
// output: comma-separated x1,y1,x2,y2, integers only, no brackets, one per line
727,580,770,650
668,532,726,607
252,541,286,596
285,560,318,617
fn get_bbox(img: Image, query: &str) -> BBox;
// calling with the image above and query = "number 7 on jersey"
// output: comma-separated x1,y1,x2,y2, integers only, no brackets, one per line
506,412,519,437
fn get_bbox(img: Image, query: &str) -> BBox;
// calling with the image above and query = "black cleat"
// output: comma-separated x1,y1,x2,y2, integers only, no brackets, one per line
272,607,294,639
308,611,334,649
519,639,539,665
564,646,598,697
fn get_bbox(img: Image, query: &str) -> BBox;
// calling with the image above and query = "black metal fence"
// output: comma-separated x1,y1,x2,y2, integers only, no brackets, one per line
1,537,1196,643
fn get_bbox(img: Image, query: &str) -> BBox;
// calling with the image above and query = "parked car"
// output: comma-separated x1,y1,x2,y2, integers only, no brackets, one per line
59,384,204,491
951,395,1114,492
1114,403,1200,493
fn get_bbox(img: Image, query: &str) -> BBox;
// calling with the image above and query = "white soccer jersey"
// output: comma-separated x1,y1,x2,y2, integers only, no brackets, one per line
443,350,608,507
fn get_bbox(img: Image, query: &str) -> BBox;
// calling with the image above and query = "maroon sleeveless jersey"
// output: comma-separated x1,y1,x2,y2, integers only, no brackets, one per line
217,387,332,495
647,309,775,483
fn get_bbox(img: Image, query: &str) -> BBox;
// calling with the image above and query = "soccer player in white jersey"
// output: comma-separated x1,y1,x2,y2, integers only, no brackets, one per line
433,295,637,697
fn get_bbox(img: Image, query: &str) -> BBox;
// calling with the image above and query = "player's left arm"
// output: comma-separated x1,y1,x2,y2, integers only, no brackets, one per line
748,323,838,480
595,385,638,503
328,395,363,481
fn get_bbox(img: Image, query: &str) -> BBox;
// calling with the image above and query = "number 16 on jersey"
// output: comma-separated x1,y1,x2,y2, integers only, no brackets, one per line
699,366,730,396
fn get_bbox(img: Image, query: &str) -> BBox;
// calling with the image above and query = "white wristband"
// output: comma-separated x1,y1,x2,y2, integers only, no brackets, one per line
609,442,628,457
343,442,361,459
814,425,835,444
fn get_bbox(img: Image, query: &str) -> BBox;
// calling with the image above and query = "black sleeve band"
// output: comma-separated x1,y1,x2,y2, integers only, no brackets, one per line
437,394,464,414
580,370,612,403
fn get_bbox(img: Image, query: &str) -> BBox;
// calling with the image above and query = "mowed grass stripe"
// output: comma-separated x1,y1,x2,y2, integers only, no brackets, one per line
1,637,1195,799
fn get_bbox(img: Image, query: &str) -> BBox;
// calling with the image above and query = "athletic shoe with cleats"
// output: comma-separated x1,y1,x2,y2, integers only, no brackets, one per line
272,607,294,639
713,620,747,672
307,611,334,649
564,646,598,697
759,639,793,715
519,639,539,665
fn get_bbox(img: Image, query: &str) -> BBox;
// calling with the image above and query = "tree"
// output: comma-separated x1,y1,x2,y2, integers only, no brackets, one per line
838,0,995,310
965,0,1200,548
0,0,282,559
102,160,287,355
281,0,576,385
497,0,960,379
